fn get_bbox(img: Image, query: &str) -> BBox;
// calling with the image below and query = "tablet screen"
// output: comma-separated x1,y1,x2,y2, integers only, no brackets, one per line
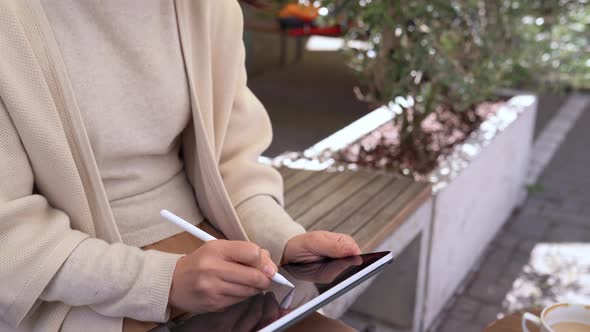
157,251,392,332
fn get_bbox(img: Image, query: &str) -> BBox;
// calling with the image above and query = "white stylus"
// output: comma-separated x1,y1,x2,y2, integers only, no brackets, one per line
160,209,295,288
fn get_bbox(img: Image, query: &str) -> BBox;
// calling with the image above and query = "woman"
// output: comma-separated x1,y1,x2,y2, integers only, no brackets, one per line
0,0,360,331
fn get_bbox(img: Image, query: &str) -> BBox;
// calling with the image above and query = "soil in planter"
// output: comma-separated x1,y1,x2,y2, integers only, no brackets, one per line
335,101,505,180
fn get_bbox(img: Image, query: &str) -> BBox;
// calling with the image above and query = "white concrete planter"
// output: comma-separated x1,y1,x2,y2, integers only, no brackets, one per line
423,95,537,328
271,95,538,331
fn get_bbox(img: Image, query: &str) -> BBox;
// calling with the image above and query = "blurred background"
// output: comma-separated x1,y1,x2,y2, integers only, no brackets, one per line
240,1,589,331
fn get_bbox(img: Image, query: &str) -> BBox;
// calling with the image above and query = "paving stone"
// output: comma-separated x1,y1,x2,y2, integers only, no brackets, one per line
508,213,551,239
543,198,585,214
530,190,563,205
483,247,513,268
447,297,480,321
517,239,540,255
474,305,502,329
545,224,590,242
493,231,520,250
497,275,517,292
477,260,505,281
503,259,528,281
543,209,590,228
521,198,545,215
467,278,508,305
437,317,481,332
560,199,586,214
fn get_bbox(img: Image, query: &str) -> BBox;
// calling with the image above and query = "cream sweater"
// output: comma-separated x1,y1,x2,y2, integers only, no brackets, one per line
41,0,204,248
0,1,306,331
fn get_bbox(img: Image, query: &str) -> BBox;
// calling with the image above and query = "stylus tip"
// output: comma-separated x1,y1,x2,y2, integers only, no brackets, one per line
272,273,294,288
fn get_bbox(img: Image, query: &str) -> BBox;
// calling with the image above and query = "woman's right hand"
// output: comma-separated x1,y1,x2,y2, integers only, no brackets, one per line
168,240,278,313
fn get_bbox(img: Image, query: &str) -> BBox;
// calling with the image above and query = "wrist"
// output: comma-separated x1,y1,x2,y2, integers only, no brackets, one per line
168,255,185,308
281,234,302,265
281,241,291,265
143,251,184,322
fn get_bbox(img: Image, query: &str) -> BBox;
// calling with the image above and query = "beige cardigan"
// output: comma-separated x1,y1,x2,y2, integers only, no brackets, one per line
0,0,305,330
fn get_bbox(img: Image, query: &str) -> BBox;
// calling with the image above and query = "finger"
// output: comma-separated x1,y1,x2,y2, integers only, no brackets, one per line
310,231,361,258
258,249,278,278
219,261,273,289
330,232,362,256
219,280,262,298
220,241,278,278
218,240,261,266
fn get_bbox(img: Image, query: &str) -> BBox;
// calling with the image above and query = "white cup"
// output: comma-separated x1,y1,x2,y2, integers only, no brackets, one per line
522,303,590,332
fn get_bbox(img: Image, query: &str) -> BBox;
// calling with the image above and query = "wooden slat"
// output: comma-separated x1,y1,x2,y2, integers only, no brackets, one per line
283,170,317,192
285,171,337,206
354,182,431,252
278,167,433,254
277,167,297,180
332,177,412,236
309,175,396,232
287,171,356,219
297,172,379,229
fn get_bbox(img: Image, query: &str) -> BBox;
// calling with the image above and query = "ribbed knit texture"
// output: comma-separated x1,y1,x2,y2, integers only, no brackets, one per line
237,196,306,264
40,239,182,323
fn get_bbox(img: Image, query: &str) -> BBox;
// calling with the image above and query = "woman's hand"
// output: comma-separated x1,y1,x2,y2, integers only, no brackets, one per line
282,231,362,264
169,240,277,313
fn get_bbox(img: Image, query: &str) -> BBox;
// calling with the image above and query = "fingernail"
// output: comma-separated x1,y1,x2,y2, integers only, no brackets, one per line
263,265,275,277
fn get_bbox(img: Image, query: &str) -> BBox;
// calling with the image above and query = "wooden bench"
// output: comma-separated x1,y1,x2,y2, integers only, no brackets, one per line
278,167,432,332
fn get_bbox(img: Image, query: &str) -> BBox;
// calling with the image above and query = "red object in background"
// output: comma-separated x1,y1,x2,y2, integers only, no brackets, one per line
286,25,343,37
278,3,319,22
240,0,347,38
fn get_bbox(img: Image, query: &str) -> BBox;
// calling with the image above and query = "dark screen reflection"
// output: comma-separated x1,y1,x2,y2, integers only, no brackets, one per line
158,252,387,332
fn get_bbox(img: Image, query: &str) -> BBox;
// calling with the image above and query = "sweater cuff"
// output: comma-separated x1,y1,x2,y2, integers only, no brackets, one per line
143,250,184,322
236,195,306,264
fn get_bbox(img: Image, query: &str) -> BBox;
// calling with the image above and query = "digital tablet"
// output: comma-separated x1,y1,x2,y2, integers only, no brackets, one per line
152,251,393,332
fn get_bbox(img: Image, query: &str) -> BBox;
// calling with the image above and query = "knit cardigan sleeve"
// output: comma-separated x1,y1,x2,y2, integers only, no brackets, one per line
0,99,181,327
40,237,182,323
236,195,305,264
0,99,86,327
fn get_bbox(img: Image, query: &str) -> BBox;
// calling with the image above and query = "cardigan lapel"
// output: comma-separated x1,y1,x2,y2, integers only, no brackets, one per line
16,0,122,243
175,0,249,241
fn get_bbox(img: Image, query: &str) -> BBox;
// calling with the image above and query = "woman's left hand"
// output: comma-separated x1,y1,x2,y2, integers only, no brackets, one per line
282,231,362,264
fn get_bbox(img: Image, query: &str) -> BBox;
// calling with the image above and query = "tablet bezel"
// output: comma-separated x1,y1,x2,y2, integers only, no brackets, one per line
259,251,394,332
